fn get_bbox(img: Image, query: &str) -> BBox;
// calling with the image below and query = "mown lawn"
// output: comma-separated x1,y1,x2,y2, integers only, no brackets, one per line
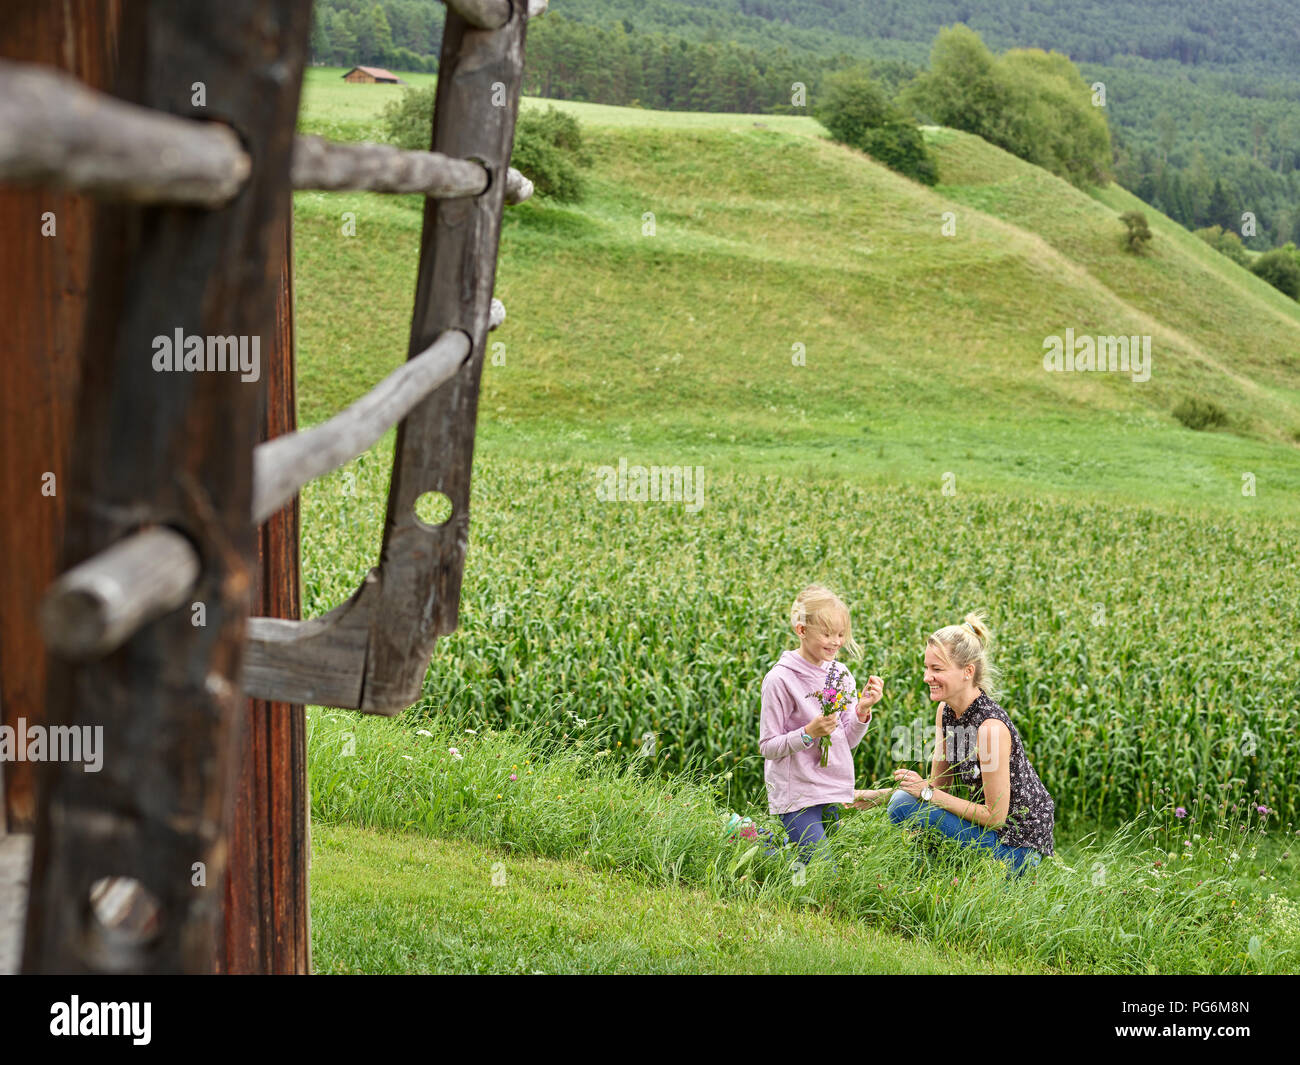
310,822,1042,974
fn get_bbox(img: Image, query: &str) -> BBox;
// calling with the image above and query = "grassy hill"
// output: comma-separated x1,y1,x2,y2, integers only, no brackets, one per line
294,68,1300,516
291,71,1299,973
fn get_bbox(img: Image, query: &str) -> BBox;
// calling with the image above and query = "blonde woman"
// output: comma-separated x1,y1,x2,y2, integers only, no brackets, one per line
887,612,1055,874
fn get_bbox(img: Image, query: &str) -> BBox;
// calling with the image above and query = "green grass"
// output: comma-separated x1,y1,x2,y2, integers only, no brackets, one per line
307,711,1300,974
291,74,1300,973
310,821,1039,974
298,66,829,138
293,75,1300,515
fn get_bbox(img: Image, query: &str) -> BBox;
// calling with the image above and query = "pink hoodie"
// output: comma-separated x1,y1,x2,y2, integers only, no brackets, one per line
760,649,870,815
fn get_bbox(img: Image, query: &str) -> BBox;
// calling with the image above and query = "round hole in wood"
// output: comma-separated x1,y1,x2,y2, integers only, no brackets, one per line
87,876,163,945
413,490,454,529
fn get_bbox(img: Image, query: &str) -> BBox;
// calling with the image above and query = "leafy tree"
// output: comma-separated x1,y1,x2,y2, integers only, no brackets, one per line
309,14,332,65
1249,245,1300,299
379,82,436,151
814,67,938,185
902,26,1012,151
903,26,1110,188
997,49,1112,187
351,9,375,65
1206,178,1234,230
1193,225,1250,266
328,10,357,65
370,4,395,64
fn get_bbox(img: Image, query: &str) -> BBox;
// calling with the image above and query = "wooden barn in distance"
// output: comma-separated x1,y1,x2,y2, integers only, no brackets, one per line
342,65,407,84
0,0,542,975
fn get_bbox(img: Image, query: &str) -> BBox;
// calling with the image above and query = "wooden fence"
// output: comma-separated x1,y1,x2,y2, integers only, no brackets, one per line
0,0,542,973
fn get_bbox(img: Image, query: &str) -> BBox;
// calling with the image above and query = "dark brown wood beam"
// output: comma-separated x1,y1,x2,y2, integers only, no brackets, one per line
21,0,312,974
0,0,122,834
221,206,310,974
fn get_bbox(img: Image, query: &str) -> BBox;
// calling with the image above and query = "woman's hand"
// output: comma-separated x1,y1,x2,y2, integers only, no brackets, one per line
892,768,928,798
855,675,884,722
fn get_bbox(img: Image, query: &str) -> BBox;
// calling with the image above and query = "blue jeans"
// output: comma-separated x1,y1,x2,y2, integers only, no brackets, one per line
887,790,1041,876
768,803,840,865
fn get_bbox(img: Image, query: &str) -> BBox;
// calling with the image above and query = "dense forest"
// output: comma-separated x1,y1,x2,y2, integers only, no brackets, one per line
308,0,1300,247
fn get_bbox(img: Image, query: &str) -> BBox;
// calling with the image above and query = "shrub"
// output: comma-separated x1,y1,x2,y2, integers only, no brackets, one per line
510,105,593,203
1193,225,1250,267
380,93,592,203
814,67,939,186
379,82,438,151
1172,396,1228,430
1248,246,1300,300
1120,210,1153,254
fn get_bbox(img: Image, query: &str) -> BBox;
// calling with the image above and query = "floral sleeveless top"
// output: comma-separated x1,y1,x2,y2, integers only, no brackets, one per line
940,692,1055,856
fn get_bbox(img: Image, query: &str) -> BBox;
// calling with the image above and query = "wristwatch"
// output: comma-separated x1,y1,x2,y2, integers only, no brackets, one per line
920,784,934,802
800,731,814,748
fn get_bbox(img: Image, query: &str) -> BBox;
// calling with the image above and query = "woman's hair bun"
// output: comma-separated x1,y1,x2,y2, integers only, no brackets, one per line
962,611,990,647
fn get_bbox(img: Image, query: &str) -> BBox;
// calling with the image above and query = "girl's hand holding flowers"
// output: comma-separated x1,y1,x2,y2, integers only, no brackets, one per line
806,662,853,767
805,714,837,739
855,675,884,722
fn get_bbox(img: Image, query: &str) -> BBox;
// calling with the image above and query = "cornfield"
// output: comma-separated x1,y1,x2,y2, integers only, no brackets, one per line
303,446,1298,831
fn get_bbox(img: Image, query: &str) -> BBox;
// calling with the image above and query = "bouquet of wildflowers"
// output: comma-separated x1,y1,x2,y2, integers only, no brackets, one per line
807,661,854,768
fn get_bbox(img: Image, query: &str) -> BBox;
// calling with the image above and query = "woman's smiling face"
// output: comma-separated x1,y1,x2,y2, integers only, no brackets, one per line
923,643,969,702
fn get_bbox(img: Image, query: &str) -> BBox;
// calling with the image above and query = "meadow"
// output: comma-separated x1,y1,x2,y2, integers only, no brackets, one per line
294,68,1299,972
306,708,1298,974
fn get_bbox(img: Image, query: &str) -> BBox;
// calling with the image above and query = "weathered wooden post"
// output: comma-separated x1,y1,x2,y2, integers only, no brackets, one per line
0,0,121,835
3,0,541,974
19,0,313,973
221,209,311,974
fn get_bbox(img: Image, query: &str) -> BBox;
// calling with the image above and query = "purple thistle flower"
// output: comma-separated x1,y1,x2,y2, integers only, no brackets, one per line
1175,807,1187,818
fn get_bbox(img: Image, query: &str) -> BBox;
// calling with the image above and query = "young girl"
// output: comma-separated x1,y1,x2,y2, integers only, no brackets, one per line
759,585,886,862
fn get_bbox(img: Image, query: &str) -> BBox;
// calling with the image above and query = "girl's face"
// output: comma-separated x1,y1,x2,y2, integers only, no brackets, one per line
800,618,846,662
923,643,971,702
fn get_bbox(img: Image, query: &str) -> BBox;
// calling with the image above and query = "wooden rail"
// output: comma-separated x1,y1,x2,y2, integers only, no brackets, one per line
241,4,533,712
9,0,542,972
0,59,249,206
1,62,535,206
292,135,534,204
37,528,201,659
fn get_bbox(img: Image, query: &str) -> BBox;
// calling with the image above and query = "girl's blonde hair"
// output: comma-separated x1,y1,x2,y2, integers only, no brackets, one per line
790,584,862,660
927,610,1001,699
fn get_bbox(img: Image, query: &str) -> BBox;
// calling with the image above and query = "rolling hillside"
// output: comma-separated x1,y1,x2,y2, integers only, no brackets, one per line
289,69,1299,975
294,70,1300,513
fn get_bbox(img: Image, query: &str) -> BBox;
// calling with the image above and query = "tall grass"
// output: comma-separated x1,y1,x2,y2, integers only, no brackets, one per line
307,708,1299,974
